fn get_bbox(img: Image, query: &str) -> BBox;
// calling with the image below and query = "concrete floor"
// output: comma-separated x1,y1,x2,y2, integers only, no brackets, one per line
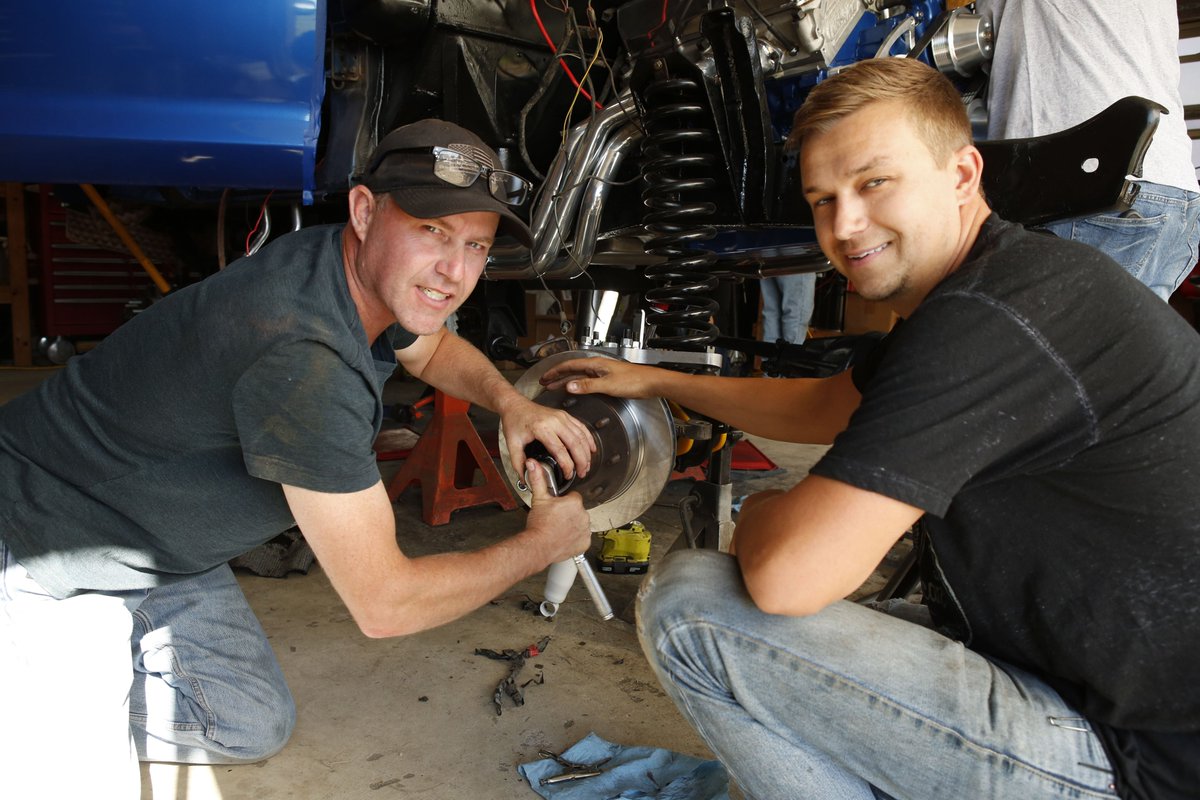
0,364,889,800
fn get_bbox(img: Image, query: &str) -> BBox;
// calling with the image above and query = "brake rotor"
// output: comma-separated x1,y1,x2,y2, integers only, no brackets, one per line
498,350,675,532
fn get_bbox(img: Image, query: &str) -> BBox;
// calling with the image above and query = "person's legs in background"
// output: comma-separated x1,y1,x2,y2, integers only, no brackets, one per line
130,563,296,764
1041,183,1200,301
759,277,783,344
760,273,817,345
759,273,817,376
636,550,1118,800
775,272,816,344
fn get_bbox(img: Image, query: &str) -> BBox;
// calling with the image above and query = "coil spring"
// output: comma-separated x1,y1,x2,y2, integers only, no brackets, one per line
640,76,720,350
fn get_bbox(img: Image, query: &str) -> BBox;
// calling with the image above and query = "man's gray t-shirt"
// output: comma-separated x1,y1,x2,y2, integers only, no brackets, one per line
979,0,1198,195
0,224,416,597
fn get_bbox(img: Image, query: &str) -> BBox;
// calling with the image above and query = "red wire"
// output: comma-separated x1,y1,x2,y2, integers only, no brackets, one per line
244,190,275,254
647,0,670,42
529,0,603,110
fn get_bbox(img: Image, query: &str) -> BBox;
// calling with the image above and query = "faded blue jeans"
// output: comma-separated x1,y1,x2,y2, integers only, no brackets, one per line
1,537,294,798
1041,182,1200,300
760,273,816,345
636,550,1119,800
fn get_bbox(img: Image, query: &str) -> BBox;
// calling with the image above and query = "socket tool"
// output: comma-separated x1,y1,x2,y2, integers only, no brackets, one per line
524,460,614,620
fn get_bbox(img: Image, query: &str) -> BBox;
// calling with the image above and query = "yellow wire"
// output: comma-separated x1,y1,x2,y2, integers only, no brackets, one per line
560,24,606,143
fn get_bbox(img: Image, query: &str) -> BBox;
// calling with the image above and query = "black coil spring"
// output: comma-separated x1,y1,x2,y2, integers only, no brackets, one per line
640,77,720,350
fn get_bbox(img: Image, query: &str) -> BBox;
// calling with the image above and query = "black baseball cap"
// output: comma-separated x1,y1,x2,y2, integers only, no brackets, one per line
356,119,533,247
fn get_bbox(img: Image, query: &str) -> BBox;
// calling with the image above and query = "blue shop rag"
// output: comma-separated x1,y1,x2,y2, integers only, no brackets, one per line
518,732,729,799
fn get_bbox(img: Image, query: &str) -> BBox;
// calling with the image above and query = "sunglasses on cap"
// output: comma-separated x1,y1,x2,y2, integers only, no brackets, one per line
379,145,532,206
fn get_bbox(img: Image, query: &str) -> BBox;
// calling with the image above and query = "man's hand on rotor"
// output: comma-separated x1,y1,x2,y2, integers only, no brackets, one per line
499,394,595,480
538,357,662,400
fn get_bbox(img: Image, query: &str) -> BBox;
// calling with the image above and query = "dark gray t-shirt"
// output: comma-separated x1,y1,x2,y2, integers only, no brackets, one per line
0,224,416,597
814,216,1200,798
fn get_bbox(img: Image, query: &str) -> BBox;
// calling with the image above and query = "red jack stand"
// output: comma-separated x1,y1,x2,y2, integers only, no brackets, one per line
386,390,517,526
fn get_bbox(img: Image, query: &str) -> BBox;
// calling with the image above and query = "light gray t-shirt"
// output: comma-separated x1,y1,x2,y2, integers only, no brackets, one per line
0,225,416,597
979,0,1198,194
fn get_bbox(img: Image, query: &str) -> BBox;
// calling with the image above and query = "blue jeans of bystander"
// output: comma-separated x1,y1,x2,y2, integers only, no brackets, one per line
760,273,816,345
1041,182,1200,300
636,550,1119,800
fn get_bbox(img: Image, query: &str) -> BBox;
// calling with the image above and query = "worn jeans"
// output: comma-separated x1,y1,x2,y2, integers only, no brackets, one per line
1,537,294,799
1041,182,1200,300
636,550,1118,800
760,273,816,345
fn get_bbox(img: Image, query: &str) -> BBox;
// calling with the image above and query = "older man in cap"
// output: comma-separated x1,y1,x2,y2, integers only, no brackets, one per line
0,120,594,796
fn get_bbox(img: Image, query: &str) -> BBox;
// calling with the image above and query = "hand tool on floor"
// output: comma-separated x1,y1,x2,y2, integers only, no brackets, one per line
475,636,551,715
536,748,610,786
524,459,613,620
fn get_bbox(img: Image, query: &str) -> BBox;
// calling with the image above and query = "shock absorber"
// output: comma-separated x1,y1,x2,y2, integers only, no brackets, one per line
640,75,721,351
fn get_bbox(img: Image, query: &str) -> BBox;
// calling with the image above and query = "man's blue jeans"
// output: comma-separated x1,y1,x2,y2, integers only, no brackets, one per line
1041,182,1200,301
1,537,294,797
636,550,1119,800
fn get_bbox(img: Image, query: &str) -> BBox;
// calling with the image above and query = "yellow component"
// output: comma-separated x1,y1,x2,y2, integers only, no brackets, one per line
668,400,695,457
668,400,726,456
599,521,652,574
